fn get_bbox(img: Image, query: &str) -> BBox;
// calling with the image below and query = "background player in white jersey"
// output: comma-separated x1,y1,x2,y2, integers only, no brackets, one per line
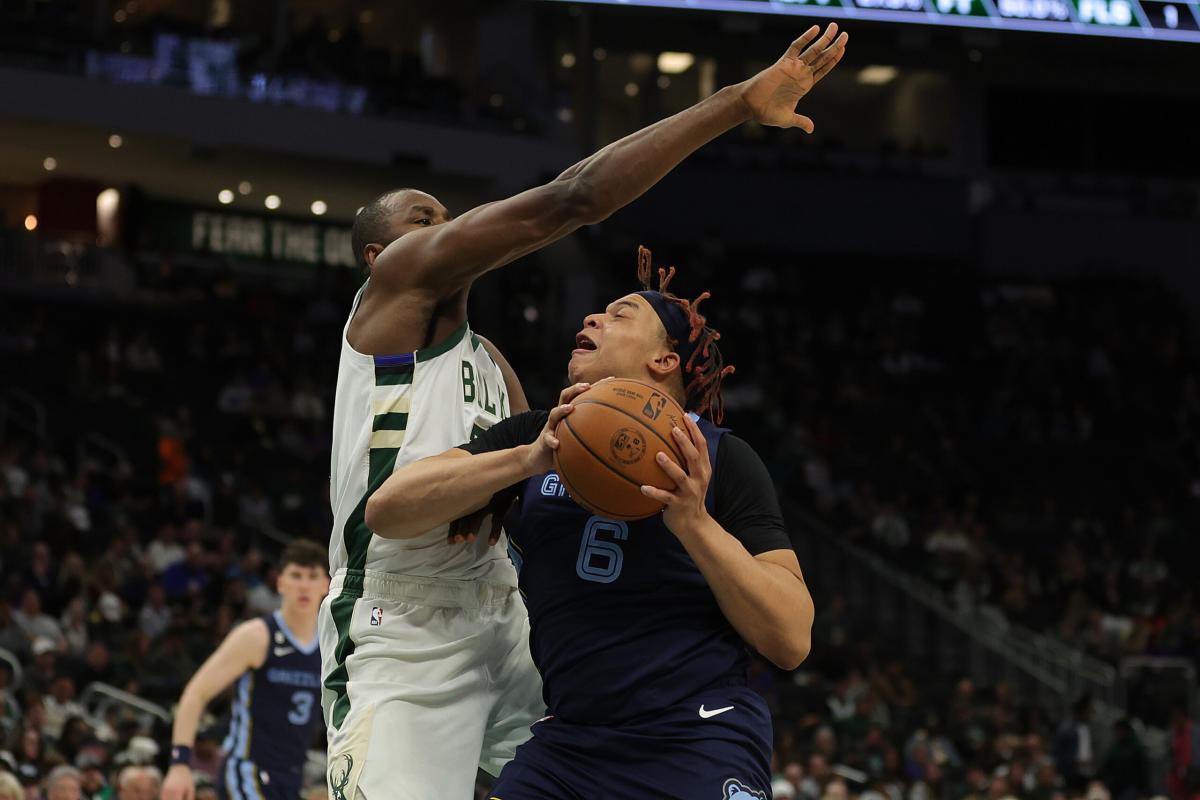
320,24,848,800
163,541,329,800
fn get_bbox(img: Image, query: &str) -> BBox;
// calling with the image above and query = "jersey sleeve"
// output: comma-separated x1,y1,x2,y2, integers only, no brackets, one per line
458,410,548,455
712,434,793,556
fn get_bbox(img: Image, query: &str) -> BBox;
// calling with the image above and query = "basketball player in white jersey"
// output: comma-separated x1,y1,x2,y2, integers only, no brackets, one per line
319,24,848,800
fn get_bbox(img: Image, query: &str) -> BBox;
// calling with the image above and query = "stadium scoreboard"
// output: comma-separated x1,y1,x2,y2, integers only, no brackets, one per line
544,0,1200,42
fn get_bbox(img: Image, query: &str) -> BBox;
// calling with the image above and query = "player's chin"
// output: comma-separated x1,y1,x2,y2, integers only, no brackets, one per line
566,353,593,384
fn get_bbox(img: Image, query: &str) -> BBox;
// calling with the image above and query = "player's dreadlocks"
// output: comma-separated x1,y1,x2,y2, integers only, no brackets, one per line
636,245,736,423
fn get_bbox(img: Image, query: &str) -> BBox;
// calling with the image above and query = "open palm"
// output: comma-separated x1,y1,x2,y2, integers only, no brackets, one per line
741,23,849,132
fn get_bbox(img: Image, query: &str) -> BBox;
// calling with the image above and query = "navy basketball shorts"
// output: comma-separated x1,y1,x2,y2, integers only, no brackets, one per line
217,757,301,800
487,685,772,800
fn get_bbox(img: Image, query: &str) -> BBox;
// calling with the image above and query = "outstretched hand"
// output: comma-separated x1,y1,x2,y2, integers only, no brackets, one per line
739,23,850,132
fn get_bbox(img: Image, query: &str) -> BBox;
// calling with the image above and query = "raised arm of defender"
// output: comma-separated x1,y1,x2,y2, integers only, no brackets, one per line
371,25,848,294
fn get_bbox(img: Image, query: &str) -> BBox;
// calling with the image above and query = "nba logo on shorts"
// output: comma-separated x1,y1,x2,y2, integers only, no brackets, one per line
370,607,383,626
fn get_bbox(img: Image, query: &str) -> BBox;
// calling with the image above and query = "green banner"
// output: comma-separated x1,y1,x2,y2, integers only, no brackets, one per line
142,201,357,269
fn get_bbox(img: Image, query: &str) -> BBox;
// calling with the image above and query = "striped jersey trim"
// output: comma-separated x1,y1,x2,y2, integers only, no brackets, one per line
325,446,400,729
373,353,414,366
325,316,471,730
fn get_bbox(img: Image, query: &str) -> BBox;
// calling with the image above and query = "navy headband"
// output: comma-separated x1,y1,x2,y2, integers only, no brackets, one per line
636,290,698,372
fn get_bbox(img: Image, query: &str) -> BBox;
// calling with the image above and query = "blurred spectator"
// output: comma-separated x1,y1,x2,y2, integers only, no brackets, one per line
161,543,209,601
42,677,84,741
114,765,160,800
1100,719,1149,800
45,765,82,800
1169,711,1200,800
188,729,222,785
137,587,171,643
12,592,63,645
1054,696,1097,793
145,526,184,575
0,771,21,800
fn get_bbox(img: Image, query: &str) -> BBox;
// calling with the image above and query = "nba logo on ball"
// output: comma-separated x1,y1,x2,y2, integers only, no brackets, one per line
370,607,383,626
642,392,668,420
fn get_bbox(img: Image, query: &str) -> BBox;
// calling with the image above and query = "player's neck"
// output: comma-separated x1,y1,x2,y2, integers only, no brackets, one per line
278,605,317,644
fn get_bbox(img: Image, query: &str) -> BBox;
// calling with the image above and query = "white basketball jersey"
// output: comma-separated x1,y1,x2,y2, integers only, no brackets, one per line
328,284,515,582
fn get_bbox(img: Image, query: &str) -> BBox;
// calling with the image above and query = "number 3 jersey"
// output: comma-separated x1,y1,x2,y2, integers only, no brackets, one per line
222,612,322,777
460,410,793,725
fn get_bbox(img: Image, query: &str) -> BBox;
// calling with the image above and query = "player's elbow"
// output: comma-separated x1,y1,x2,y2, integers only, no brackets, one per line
363,491,399,536
765,633,812,672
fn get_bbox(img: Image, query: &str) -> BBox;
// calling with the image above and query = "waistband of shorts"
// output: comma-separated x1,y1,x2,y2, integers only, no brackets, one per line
329,567,517,609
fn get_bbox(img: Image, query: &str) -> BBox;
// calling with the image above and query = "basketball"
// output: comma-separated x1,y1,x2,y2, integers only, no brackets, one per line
553,378,689,521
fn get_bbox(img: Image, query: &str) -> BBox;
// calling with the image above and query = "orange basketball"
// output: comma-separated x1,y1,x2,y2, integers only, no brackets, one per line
552,378,688,521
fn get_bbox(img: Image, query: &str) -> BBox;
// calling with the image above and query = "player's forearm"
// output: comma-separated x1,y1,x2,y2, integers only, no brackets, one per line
554,84,751,222
171,686,208,747
676,517,814,670
365,447,537,539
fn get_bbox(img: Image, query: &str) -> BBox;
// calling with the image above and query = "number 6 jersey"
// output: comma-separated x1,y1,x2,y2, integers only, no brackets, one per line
459,410,792,725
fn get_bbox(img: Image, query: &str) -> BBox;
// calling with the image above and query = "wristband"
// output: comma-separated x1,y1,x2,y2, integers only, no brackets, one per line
170,745,192,766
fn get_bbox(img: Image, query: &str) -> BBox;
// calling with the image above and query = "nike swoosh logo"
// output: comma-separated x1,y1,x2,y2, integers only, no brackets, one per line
273,646,295,657
698,704,734,719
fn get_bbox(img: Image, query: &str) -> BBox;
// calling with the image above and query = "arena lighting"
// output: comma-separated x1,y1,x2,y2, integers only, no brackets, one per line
218,190,235,204
657,51,695,74
310,200,328,216
857,65,899,84
108,134,123,148
24,215,37,231
96,189,120,247
43,157,57,171
265,194,281,210
238,181,252,195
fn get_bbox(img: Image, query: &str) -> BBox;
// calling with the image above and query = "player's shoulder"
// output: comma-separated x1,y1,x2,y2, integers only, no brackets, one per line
713,432,770,479
225,616,272,665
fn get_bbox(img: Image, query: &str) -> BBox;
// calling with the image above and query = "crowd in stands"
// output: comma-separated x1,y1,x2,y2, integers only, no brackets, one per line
2,233,1200,800
0,1,515,129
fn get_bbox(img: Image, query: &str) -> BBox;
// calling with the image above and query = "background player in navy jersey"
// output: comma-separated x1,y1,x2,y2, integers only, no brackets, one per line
162,540,330,800
366,249,814,799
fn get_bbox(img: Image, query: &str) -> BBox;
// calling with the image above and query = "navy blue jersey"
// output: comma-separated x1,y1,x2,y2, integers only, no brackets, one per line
464,411,790,726
222,612,322,774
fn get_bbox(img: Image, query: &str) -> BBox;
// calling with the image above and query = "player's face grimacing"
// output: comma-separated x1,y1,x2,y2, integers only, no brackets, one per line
568,294,678,386
276,564,331,611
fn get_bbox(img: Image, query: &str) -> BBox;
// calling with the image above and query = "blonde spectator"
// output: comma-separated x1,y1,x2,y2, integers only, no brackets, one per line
0,771,22,800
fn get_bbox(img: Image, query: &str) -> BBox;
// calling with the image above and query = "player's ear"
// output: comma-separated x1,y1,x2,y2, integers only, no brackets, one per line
363,243,384,268
648,350,680,379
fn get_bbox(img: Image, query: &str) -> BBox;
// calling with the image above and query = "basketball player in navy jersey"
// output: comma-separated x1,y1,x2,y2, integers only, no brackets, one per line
326,24,847,800
366,249,813,799
162,540,330,800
